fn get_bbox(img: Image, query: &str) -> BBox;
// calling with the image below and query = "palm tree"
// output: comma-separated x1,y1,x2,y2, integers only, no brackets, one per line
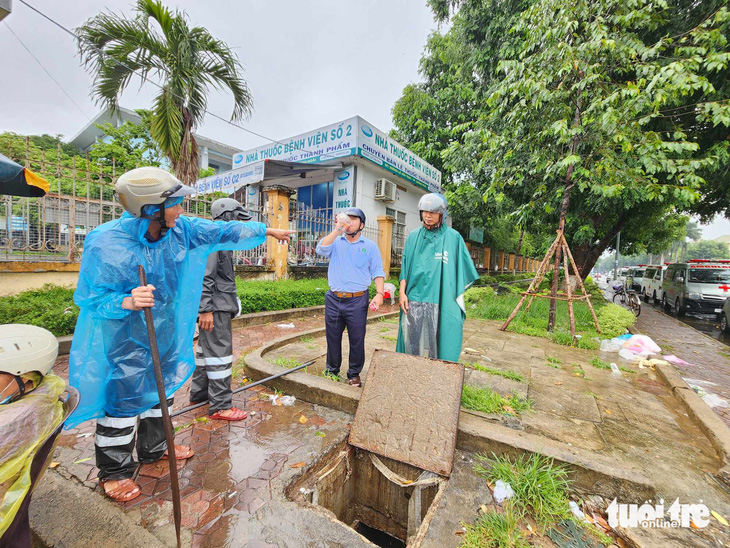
77,0,252,184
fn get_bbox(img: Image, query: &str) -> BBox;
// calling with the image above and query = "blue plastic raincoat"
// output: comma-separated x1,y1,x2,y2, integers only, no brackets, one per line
66,213,266,428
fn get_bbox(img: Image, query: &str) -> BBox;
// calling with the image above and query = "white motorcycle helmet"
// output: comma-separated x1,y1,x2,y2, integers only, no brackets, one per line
0,324,58,377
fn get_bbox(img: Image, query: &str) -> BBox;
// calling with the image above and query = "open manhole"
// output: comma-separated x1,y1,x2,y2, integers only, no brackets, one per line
287,440,447,547
288,351,464,547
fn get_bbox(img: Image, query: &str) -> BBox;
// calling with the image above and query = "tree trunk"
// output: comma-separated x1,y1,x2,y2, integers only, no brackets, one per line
513,229,524,275
172,108,200,185
548,103,581,332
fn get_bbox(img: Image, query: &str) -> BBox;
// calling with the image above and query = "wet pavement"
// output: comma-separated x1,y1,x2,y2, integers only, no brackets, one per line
35,300,730,546
268,316,730,545
631,299,730,429
48,313,358,547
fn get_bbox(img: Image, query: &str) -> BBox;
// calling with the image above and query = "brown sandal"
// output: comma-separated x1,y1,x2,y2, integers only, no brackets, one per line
100,478,141,502
160,444,195,460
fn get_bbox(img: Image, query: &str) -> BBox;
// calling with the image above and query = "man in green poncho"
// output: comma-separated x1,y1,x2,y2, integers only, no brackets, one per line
396,193,479,362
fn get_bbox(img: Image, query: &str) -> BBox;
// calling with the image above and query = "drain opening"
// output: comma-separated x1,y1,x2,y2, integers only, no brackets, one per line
355,521,405,548
287,441,447,547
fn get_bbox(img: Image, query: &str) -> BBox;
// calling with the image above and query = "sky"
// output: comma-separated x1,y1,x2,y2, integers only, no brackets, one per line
1,1,728,239
0,0,438,148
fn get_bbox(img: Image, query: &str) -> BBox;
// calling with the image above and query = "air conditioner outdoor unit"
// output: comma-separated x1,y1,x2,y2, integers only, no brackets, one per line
374,178,396,202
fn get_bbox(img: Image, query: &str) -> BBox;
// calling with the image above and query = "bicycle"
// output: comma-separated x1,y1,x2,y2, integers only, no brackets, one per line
612,283,641,317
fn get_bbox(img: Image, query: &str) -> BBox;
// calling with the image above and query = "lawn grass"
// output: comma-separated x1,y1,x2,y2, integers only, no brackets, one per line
464,362,524,382
467,288,634,350
269,357,301,368
461,385,531,415
474,453,571,528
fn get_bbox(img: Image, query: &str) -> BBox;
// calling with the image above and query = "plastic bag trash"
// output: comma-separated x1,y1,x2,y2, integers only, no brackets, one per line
617,333,633,341
600,338,623,353
618,348,643,361
267,394,280,404
702,394,730,409
622,334,661,355
610,362,621,376
569,501,587,521
277,323,295,329
664,355,693,366
279,395,296,406
493,480,514,503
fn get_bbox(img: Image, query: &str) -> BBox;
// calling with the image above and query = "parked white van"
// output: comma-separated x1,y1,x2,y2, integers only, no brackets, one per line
662,260,730,317
642,265,666,304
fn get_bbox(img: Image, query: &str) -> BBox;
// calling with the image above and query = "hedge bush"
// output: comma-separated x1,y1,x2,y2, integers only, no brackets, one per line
596,303,636,338
0,284,78,336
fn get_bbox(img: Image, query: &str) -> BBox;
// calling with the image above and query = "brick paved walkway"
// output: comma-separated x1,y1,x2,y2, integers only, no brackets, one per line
47,305,398,547
633,301,730,428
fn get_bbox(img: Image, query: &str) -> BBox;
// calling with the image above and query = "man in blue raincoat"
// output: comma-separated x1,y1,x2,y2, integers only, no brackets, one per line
396,193,479,362
68,167,292,502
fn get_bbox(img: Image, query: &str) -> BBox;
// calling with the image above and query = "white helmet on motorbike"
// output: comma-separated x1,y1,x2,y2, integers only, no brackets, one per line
0,324,58,377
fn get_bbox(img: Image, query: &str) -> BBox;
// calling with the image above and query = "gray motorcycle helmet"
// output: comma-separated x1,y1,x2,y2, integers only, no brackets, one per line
211,198,252,221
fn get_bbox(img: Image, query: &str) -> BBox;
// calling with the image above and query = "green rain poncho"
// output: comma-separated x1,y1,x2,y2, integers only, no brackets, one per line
396,224,479,362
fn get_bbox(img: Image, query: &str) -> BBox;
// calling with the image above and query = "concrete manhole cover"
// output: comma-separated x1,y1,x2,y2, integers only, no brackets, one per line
349,349,464,476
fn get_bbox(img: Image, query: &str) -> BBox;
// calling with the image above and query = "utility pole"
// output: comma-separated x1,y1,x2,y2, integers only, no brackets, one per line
613,232,621,281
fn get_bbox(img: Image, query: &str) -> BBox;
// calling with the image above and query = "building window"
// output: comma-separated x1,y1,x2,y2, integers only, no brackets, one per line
386,207,406,265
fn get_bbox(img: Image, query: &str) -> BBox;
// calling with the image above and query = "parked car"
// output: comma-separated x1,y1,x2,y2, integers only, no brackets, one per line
662,260,730,317
611,267,628,285
722,298,730,333
642,265,666,304
625,266,646,293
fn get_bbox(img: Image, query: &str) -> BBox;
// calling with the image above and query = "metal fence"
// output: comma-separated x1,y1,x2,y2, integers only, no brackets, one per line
1,141,381,266
288,203,380,266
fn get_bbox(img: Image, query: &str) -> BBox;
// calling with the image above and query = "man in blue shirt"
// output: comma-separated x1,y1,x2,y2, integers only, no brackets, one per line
316,208,385,387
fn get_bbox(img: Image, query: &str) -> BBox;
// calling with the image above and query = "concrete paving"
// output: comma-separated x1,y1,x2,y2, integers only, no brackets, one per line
263,316,730,546
26,303,730,547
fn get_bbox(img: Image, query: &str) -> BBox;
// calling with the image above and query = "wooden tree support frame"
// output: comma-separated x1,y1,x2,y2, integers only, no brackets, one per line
500,230,601,337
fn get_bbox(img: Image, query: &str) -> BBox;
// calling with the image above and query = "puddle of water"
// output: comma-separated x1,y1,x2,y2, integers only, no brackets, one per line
228,439,269,481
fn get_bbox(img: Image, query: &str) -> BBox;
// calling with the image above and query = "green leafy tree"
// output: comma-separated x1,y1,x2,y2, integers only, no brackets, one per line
77,0,252,184
685,240,730,260
396,0,730,330
88,110,163,173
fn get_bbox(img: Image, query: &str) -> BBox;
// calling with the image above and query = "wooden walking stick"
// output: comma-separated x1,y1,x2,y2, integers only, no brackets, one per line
138,265,182,548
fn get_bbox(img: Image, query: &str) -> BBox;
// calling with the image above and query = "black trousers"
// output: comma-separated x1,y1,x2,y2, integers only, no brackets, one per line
94,398,173,481
191,311,234,414
324,291,369,379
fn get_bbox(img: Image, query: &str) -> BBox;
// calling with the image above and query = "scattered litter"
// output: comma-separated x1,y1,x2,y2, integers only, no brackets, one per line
618,348,640,361
277,323,295,329
622,334,661,356
299,415,308,424
464,347,480,354
664,355,695,366
267,394,280,405
610,363,621,376
638,360,654,370
712,511,729,526
76,432,92,438
574,335,582,340
315,431,326,437
648,358,669,366
617,333,632,341
49,462,60,469
702,394,730,409
569,500,587,521
228,491,237,498
555,381,563,386
290,462,306,468
280,395,296,406
492,480,514,503
600,338,623,353
480,355,493,362
690,385,707,397
73,457,92,464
